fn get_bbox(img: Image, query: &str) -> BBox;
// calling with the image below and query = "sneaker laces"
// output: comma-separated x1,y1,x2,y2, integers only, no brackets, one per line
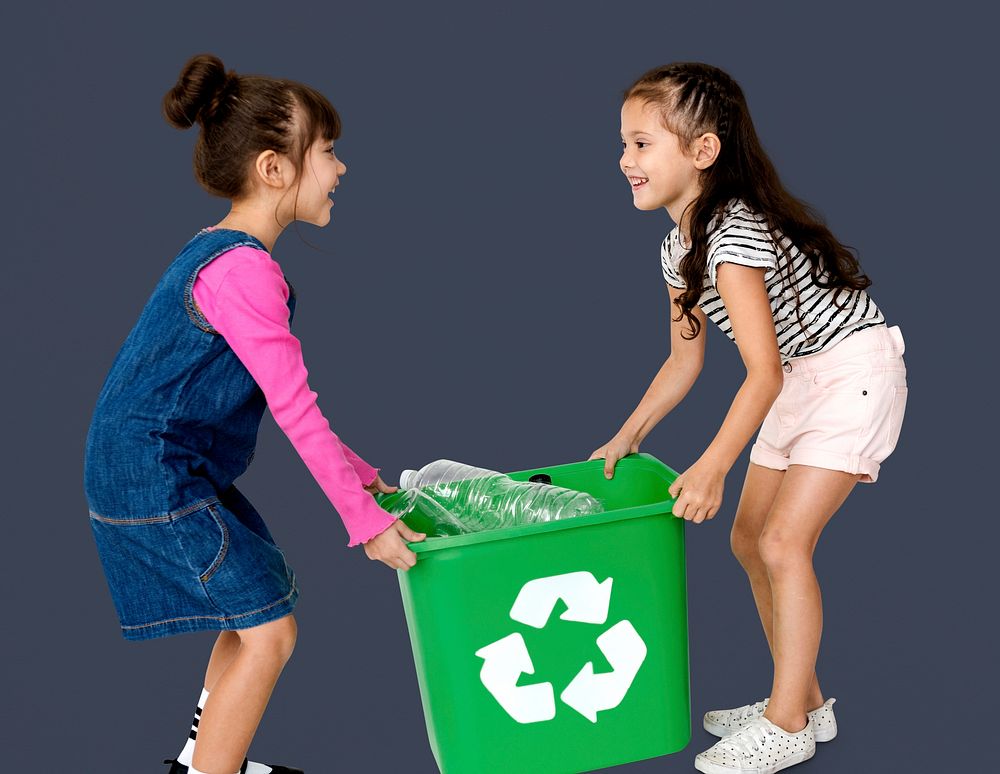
722,718,775,758
739,699,768,722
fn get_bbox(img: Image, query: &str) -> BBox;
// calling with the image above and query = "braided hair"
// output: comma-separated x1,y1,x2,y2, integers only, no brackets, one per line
624,62,872,341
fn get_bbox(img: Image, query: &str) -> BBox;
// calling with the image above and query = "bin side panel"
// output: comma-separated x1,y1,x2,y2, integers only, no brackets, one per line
398,509,690,774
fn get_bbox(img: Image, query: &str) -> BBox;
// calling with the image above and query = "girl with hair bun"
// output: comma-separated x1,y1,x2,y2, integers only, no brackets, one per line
590,62,908,773
84,53,424,774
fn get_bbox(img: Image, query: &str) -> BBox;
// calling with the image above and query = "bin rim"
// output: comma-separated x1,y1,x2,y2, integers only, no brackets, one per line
381,452,680,555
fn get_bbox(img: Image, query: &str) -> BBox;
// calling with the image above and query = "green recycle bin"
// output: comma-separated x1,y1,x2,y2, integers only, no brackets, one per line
376,453,690,774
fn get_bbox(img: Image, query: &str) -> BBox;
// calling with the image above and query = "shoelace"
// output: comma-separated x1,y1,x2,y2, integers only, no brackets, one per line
721,718,776,758
739,699,768,722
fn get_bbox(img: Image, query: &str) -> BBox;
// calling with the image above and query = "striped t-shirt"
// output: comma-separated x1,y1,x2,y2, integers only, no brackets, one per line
661,199,885,360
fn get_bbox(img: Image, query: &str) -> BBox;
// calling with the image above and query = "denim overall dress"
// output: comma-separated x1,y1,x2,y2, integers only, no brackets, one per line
84,228,299,641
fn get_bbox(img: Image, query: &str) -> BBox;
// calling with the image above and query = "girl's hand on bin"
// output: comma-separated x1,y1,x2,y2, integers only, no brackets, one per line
668,459,725,523
363,519,426,571
363,474,398,495
589,433,639,479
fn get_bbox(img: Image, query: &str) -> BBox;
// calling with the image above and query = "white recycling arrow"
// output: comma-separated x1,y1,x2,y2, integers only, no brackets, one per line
559,620,647,722
474,633,555,724
509,571,613,628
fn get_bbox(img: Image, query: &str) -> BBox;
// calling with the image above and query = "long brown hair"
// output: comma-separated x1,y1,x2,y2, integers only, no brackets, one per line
625,62,872,340
162,53,341,228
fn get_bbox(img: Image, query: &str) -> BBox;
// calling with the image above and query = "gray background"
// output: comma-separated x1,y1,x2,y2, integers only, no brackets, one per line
3,1,993,771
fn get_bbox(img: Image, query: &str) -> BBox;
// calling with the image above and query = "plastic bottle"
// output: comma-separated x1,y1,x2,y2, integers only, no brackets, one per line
388,459,603,535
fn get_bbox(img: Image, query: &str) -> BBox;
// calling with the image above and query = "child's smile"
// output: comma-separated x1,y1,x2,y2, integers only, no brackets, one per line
301,136,346,225
628,175,649,192
619,97,701,225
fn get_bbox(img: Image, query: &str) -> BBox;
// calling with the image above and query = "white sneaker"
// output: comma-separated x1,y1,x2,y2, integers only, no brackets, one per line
703,697,837,742
694,716,816,774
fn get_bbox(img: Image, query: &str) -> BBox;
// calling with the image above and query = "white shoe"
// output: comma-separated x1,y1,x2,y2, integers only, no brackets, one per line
703,697,837,742
694,716,816,774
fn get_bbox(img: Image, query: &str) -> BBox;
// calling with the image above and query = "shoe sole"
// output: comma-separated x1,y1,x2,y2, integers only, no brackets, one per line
694,746,815,774
703,715,836,742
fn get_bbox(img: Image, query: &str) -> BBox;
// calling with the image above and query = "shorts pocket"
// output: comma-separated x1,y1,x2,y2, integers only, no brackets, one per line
169,505,230,583
885,385,908,451
811,357,873,395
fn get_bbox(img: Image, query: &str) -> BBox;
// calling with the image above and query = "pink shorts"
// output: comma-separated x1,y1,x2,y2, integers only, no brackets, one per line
750,324,908,483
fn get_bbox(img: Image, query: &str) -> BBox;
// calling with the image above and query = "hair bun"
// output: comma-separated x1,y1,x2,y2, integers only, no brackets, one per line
162,53,237,129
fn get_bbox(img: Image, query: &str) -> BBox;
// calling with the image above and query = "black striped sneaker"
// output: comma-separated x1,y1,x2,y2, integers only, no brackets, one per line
163,757,304,773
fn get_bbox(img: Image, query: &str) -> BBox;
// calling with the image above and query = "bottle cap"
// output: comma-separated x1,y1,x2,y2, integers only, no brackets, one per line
528,473,553,485
399,469,419,489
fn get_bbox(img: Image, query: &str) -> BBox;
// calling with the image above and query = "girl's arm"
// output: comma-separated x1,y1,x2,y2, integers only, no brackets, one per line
339,440,380,487
192,247,397,547
668,262,784,522
590,285,706,477
620,285,707,444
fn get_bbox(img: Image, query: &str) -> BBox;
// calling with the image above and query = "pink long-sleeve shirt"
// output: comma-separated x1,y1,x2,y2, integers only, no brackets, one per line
191,235,397,547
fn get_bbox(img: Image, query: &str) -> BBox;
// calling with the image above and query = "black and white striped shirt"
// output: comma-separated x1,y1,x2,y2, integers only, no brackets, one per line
661,199,885,359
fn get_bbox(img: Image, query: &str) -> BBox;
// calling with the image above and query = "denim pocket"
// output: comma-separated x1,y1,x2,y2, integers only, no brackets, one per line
169,504,230,583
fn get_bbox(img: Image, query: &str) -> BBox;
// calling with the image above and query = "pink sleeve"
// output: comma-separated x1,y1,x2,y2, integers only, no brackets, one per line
192,246,396,547
195,253,381,488
339,443,380,485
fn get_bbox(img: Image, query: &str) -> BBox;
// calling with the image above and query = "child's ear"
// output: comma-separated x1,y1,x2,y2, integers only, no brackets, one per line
253,149,287,189
692,132,721,170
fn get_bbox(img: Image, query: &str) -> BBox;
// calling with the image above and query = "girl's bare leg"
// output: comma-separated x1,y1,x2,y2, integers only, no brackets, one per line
205,631,241,692
192,614,298,774
756,464,861,731
730,463,824,710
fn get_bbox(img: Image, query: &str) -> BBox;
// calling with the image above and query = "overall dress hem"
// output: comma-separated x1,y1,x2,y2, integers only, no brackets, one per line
119,582,299,641
88,488,301,642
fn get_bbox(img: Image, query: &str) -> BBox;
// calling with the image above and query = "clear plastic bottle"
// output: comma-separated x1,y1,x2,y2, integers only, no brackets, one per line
389,459,603,534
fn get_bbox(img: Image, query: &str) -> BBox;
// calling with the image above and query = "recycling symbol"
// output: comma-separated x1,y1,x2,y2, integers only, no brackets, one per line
474,571,647,724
